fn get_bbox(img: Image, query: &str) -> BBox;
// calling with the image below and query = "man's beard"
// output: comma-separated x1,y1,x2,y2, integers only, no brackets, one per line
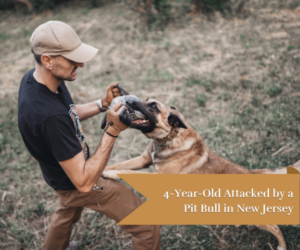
52,67,77,81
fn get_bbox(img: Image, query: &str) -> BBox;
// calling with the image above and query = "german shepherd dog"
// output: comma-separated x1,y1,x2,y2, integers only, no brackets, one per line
102,98,300,250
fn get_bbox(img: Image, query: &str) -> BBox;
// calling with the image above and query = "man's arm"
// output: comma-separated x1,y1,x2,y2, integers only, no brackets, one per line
74,101,100,121
59,102,130,193
59,132,116,192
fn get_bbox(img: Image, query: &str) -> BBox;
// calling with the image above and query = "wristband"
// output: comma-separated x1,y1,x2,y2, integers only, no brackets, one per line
97,99,107,112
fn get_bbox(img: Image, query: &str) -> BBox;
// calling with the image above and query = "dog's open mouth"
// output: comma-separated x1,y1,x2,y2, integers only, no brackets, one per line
100,96,156,133
129,111,150,125
132,119,151,125
126,102,156,133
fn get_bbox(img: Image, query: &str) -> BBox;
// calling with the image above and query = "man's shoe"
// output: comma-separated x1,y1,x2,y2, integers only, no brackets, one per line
65,241,78,250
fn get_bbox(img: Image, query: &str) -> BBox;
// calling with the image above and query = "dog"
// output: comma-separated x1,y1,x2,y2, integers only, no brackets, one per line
102,98,300,250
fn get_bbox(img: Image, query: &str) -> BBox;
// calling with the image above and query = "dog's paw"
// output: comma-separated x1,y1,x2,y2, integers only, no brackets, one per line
277,246,287,250
102,170,121,180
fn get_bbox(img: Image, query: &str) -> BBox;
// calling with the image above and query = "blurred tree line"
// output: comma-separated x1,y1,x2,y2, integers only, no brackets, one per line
125,0,246,29
0,0,247,28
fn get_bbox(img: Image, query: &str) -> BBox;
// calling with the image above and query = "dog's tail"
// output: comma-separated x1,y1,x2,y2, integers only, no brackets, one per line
250,160,300,174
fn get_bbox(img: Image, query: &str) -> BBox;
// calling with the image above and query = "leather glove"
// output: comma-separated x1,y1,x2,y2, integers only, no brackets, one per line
102,82,129,108
104,102,132,137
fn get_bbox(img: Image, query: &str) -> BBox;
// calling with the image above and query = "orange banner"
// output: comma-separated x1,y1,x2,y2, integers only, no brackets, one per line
118,167,299,225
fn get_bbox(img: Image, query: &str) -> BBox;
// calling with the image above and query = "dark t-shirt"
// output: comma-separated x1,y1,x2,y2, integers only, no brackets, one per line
18,68,90,190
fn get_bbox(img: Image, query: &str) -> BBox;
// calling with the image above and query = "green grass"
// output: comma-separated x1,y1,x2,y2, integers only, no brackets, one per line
80,7,92,15
0,95,54,249
220,96,299,169
267,84,282,97
186,77,216,91
142,70,173,84
22,28,32,37
287,45,296,51
196,93,207,107
0,33,9,40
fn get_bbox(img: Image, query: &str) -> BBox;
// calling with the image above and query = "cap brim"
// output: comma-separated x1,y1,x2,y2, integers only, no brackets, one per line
62,42,98,63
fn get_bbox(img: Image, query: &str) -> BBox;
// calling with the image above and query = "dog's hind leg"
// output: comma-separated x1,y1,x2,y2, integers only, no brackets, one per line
251,159,300,174
256,225,286,250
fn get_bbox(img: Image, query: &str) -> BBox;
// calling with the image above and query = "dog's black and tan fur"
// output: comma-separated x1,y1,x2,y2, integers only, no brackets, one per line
103,98,300,250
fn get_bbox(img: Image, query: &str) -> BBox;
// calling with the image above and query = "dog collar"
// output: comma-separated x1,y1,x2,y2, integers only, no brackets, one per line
153,128,179,154
154,128,179,145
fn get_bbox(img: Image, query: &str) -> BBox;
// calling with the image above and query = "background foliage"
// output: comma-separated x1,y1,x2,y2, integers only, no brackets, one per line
1,0,248,28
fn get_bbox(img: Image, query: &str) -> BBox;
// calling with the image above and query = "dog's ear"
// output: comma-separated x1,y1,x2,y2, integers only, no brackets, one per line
168,113,187,129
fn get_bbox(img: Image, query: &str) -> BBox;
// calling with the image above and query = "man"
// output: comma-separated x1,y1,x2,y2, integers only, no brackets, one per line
18,21,160,250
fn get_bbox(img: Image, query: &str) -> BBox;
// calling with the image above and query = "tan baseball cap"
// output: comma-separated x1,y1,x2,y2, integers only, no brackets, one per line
30,21,98,63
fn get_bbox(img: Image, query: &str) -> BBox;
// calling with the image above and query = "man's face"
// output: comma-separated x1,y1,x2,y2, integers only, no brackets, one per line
51,56,84,81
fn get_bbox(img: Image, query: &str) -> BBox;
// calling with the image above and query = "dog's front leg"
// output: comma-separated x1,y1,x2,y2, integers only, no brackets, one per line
106,145,152,171
102,169,157,180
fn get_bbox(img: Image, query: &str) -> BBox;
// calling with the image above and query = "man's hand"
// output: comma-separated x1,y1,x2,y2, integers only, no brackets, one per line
71,84,129,122
102,82,128,108
104,102,132,137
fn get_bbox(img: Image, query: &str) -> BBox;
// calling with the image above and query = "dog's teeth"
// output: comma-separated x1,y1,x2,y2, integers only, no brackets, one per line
143,120,145,122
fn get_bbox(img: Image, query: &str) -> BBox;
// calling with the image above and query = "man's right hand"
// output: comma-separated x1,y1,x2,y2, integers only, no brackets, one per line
104,102,132,137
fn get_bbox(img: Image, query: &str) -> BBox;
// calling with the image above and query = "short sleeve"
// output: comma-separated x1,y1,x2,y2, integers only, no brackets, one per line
39,115,83,162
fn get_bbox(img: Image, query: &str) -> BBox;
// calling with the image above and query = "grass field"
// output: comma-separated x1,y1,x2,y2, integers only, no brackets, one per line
0,0,300,249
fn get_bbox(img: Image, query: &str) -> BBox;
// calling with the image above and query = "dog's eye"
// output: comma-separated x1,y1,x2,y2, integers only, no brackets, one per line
148,102,156,108
147,102,160,113
148,102,157,110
